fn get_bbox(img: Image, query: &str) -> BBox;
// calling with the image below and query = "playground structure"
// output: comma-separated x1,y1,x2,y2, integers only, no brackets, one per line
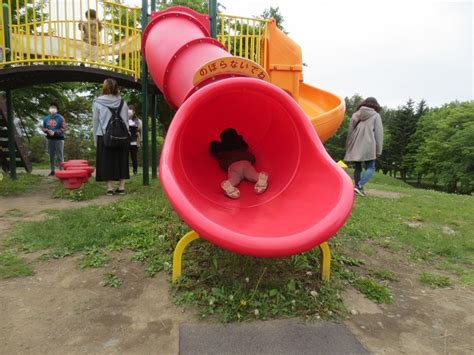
0,0,141,76
1,1,352,280
0,94,31,172
142,6,353,281
56,160,95,189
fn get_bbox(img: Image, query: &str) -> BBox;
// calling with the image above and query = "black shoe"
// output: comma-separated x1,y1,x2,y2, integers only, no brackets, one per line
114,188,126,195
354,186,365,196
106,190,115,196
48,171,55,176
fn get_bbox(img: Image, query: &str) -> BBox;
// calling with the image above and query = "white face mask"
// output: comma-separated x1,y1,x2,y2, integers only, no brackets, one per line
128,110,134,117
49,108,58,115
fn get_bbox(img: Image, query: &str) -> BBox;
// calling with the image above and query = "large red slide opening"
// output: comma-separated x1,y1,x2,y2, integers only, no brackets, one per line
142,6,353,257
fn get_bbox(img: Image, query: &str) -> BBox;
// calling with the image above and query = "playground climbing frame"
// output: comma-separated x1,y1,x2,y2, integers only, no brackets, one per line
0,0,141,77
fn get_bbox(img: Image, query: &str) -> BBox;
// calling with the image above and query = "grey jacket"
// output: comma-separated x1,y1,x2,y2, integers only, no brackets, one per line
344,107,383,162
92,95,129,146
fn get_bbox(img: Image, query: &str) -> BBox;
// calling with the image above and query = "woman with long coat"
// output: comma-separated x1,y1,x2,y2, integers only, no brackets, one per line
344,97,384,196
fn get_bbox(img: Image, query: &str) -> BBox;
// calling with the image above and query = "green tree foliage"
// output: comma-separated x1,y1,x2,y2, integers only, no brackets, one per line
386,99,417,180
12,83,99,163
344,94,364,117
5,0,47,28
324,115,349,161
11,83,96,135
375,99,426,180
412,102,473,194
158,0,208,13
24,135,47,163
261,6,287,33
401,100,429,181
324,94,362,161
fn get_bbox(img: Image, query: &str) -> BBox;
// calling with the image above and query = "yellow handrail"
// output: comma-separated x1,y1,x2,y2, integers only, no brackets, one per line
1,3,270,81
217,13,269,67
1,0,141,78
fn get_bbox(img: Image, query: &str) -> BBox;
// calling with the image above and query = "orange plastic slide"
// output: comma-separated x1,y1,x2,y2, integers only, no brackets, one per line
265,20,345,142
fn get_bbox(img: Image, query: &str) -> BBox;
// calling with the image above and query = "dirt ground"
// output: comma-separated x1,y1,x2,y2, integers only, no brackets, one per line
343,249,474,355
1,181,473,354
0,179,197,354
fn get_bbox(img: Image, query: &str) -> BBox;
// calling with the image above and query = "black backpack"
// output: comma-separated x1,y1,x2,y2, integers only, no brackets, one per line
102,100,130,148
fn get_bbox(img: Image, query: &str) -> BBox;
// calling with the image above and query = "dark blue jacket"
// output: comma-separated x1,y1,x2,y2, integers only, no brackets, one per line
42,114,66,140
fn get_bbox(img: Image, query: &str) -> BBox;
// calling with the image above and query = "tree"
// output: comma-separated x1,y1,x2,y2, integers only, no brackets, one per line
402,99,429,182
324,115,349,161
384,99,420,180
344,94,364,117
158,0,208,13
413,102,473,194
261,6,287,33
6,0,47,29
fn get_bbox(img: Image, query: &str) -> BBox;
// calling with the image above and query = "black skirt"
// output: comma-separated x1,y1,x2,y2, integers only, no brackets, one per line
96,136,130,181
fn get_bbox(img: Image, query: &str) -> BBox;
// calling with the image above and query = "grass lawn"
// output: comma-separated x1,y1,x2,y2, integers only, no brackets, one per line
3,171,473,321
0,173,43,196
343,170,474,285
0,251,34,279
51,173,144,201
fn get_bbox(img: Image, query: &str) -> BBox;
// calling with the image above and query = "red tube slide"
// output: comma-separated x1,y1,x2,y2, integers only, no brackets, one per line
142,7,354,257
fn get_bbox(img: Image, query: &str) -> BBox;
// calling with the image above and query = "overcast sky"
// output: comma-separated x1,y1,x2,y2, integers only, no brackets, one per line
126,0,473,108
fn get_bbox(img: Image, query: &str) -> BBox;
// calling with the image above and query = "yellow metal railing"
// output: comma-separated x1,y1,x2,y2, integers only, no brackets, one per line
217,13,269,67
0,0,141,79
0,4,270,80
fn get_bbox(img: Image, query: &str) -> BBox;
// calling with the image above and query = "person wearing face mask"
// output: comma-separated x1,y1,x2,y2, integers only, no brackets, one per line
127,105,142,175
41,103,66,176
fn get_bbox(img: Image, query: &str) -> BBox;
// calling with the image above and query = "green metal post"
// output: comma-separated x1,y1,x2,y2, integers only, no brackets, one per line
151,95,157,179
3,3,16,179
141,0,149,185
209,0,217,39
149,0,157,179
6,90,16,179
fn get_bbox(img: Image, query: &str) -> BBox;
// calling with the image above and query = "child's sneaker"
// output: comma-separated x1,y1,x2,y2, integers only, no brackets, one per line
354,185,365,196
221,180,240,199
255,172,269,194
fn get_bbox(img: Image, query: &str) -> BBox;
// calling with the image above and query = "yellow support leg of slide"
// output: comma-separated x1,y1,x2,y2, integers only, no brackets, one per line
172,231,330,282
172,230,200,283
319,242,331,281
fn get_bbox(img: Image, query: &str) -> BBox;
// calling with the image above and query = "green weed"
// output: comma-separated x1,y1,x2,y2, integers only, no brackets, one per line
80,247,108,268
419,272,452,288
352,277,394,304
0,251,34,279
369,269,397,281
102,273,122,288
173,242,346,322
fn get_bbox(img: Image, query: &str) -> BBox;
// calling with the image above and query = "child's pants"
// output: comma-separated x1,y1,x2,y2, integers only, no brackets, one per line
48,139,64,172
83,43,98,63
227,160,259,186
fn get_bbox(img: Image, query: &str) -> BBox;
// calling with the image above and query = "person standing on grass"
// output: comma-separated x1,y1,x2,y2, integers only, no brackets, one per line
92,78,130,196
41,103,66,176
127,105,142,175
344,97,384,196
